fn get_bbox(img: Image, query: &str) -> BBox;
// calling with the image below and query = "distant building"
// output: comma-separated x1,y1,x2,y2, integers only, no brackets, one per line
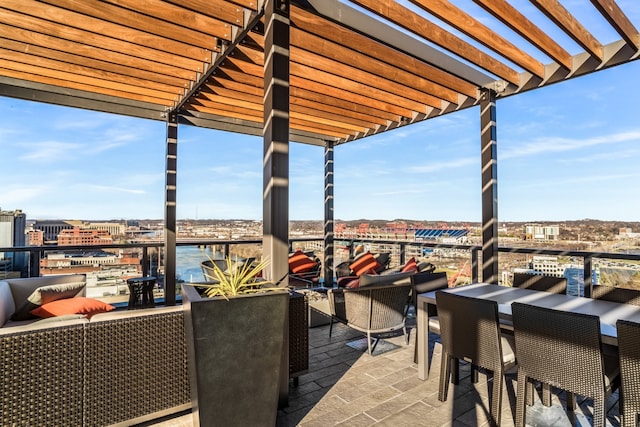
27,229,44,246
0,208,27,275
32,220,75,243
618,227,640,239
524,224,559,241
58,227,113,246
85,221,126,236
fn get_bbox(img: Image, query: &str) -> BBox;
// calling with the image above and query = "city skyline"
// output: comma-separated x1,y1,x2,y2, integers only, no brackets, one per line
2,3,640,223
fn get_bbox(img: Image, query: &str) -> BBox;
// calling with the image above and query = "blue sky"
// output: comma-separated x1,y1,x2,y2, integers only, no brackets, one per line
1,4,640,223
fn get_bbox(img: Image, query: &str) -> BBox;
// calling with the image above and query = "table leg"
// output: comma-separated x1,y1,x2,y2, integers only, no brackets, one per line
417,298,429,380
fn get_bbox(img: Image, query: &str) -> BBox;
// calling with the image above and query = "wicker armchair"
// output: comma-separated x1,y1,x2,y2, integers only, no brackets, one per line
327,282,412,355
512,303,619,427
410,271,448,365
593,285,640,306
436,291,516,427
616,319,640,427
512,272,567,294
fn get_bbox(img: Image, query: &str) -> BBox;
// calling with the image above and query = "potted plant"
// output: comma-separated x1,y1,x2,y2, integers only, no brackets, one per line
182,256,289,426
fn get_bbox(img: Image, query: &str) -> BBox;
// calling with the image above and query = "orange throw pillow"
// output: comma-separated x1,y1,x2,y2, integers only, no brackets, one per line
401,257,418,273
31,297,115,319
289,250,317,274
349,252,381,276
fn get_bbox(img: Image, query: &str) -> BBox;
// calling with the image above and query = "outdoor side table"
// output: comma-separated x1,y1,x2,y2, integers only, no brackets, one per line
126,276,156,309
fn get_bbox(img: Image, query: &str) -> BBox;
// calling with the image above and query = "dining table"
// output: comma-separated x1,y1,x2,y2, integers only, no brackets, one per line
416,282,640,380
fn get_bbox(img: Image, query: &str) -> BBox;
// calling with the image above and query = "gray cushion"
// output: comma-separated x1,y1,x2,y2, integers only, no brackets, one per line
359,271,414,287
11,281,86,321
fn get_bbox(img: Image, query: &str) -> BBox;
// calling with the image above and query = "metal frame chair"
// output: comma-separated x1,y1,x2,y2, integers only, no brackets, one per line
512,302,619,427
436,291,516,427
512,272,567,294
327,282,412,355
617,319,640,427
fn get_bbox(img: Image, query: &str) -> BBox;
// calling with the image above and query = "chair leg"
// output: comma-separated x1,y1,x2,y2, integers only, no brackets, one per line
566,391,576,412
526,379,535,406
471,364,479,383
515,370,528,427
438,351,451,402
592,396,606,427
329,317,334,337
452,358,460,385
542,382,552,406
367,331,373,355
489,368,503,427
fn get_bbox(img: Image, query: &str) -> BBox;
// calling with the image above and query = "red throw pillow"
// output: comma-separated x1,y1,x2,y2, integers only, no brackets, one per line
345,278,360,289
349,252,381,276
401,257,418,273
31,297,115,319
288,250,317,274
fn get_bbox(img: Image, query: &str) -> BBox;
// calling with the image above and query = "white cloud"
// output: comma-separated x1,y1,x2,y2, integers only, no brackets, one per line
501,130,640,160
407,156,476,173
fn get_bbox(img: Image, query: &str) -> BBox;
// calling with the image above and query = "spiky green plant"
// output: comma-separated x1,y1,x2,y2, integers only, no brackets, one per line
195,256,285,299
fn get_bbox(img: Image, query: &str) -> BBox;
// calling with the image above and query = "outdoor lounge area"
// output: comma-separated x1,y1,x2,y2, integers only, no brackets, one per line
2,0,640,426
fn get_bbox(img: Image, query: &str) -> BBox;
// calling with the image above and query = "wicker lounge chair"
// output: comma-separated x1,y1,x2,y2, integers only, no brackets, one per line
327,281,412,355
512,272,567,294
616,319,640,427
436,291,516,427
512,303,619,427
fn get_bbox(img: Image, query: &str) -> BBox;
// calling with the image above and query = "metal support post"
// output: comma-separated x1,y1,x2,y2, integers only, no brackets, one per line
323,140,334,287
480,89,499,284
164,112,178,305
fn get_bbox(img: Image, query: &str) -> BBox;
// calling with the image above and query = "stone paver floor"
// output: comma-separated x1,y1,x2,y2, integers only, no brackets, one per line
145,321,621,426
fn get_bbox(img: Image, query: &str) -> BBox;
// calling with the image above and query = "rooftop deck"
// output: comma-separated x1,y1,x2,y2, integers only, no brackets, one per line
145,318,622,427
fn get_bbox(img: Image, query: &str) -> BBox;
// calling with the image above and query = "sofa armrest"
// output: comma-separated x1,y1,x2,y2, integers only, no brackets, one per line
0,281,14,327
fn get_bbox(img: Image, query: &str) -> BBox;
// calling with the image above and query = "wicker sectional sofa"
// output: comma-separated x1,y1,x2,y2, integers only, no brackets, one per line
0,275,190,427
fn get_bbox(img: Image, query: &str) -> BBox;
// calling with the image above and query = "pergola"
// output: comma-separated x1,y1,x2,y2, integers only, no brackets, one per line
1,0,638,303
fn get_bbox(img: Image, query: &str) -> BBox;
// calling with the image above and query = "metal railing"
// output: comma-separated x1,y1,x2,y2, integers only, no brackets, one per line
3,237,639,299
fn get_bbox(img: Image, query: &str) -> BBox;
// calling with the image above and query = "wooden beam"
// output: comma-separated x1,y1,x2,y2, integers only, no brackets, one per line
0,48,182,97
2,0,212,62
291,28,461,104
164,0,246,26
0,37,189,88
409,0,545,78
473,0,573,69
0,58,178,101
0,8,206,71
591,0,640,50
0,22,197,81
0,67,172,106
40,0,226,45
530,0,604,61
349,0,520,84
291,5,478,98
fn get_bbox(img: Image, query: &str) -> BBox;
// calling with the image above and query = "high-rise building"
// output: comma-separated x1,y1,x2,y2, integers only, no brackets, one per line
0,208,27,275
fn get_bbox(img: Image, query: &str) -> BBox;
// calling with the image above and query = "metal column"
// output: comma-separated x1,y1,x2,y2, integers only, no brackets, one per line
323,140,334,287
263,0,290,287
480,89,499,284
164,112,177,305
264,0,290,410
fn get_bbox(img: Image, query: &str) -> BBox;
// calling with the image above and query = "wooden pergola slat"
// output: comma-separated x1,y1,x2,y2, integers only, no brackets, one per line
40,0,225,46
2,0,212,62
591,0,640,50
0,8,206,72
531,0,604,61
409,0,546,78
473,0,573,70
349,0,521,84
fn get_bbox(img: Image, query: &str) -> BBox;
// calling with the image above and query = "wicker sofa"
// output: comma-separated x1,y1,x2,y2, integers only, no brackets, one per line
0,275,190,427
